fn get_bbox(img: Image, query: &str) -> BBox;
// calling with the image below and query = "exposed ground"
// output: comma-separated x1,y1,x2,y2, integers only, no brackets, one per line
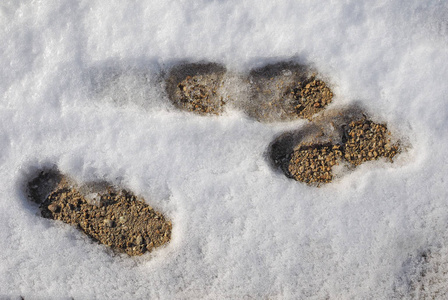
288,143,342,184
24,64,403,259
245,62,333,122
27,170,171,256
269,106,401,185
165,63,227,115
343,118,400,166
165,61,333,121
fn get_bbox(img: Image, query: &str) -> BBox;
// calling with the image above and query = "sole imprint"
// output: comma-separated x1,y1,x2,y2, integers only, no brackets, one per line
245,62,333,122
27,169,171,256
269,105,402,185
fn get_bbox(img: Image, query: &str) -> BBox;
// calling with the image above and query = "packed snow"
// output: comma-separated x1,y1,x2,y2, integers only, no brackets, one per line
1,0,448,298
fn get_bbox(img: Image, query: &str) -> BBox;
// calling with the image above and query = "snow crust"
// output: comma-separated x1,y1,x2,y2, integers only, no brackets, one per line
1,0,448,298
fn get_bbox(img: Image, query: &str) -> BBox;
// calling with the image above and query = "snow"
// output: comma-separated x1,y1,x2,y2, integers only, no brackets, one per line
1,0,448,298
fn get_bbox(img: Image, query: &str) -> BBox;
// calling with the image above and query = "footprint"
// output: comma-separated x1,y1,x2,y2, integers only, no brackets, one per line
162,61,402,185
268,105,402,185
245,62,333,122
164,61,334,123
165,62,227,115
84,60,401,187
27,168,171,256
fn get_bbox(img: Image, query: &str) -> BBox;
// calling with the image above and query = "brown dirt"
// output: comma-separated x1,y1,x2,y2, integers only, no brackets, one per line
288,143,342,184
342,118,400,166
165,61,333,121
165,63,226,115
27,170,171,256
246,62,333,122
269,106,402,185
289,77,333,119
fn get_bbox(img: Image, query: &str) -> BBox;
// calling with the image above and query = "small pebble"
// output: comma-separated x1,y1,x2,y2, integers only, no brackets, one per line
48,203,59,213
104,219,114,228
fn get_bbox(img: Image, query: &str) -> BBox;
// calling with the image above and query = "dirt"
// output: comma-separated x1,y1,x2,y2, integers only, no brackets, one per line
23,63,404,260
288,143,342,184
269,106,402,185
27,169,171,256
246,62,333,122
165,61,333,121
290,77,333,119
165,62,226,115
342,118,400,166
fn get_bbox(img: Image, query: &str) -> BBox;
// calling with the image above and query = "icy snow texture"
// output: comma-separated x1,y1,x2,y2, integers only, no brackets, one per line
1,0,448,299
394,244,448,299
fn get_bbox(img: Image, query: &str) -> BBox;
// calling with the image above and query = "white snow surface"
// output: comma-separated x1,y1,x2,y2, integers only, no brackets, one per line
1,0,448,299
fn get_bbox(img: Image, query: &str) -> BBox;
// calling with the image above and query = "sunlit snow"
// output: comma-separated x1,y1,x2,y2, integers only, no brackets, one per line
1,0,448,299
